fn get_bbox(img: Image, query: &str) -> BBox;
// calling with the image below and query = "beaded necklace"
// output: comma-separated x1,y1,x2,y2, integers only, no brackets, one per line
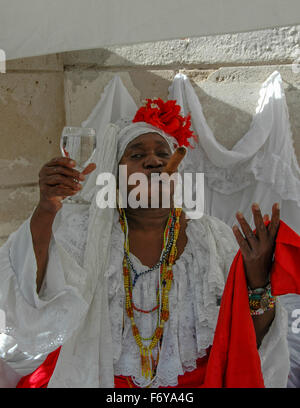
124,211,176,287
119,207,182,386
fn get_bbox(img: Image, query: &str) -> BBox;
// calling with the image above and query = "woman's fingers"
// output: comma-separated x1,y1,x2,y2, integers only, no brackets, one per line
43,165,84,181
43,174,82,190
38,157,96,203
39,157,83,200
40,181,80,195
49,185,79,198
235,211,259,251
41,157,84,181
251,203,267,238
232,224,252,257
47,157,76,168
268,203,280,239
232,203,279,289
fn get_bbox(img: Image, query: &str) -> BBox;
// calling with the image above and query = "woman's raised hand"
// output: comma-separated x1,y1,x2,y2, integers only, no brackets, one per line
232,202,280,289
38,157,96,214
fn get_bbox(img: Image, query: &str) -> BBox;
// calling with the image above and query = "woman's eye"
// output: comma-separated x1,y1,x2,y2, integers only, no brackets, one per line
131,154,143,159
130,152,169,159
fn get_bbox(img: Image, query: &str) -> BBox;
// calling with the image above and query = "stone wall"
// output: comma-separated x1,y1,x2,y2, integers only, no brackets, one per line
0,55,65,246
63,25,300,153
0,25,299,246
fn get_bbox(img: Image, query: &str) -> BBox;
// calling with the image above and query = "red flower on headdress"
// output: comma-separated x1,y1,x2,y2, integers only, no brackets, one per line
132,98,197,148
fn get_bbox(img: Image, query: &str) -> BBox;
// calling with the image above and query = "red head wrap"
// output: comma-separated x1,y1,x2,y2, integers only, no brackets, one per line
133,98,197,148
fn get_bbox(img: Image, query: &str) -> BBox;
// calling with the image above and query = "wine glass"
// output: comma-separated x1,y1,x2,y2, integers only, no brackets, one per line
60,126,96,203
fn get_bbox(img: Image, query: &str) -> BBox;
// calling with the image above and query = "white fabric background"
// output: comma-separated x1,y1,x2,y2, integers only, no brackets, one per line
169,71,300,235
1,0,300,60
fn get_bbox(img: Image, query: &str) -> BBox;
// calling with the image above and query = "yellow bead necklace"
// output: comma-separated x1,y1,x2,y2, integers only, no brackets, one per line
119,207,182,386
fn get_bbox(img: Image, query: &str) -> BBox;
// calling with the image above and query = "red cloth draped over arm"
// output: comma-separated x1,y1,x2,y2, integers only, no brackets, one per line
203,220,300,388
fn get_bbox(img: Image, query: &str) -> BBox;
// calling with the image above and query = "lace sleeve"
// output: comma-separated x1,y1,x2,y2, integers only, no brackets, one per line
278,294,300,388
184,215,239,353
258,298,290,387
0,206,90,356
200,214,239,281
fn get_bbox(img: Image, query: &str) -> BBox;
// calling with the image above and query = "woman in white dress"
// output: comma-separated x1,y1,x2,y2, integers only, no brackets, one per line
0,99,291,388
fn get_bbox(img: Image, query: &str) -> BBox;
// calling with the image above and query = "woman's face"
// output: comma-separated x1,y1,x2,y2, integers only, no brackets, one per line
118,132,175,208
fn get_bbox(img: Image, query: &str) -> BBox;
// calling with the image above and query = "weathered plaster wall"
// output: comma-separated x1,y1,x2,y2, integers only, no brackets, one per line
0,55,65,246
1,25,299,246
63,25,300,156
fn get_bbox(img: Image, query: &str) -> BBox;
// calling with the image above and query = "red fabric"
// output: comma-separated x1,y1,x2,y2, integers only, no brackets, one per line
270,221,300,295
16,220,300,388
16,346,61,388
132,98,197,148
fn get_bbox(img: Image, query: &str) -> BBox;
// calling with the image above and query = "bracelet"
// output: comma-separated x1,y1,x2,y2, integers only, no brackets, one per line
248,283,276,316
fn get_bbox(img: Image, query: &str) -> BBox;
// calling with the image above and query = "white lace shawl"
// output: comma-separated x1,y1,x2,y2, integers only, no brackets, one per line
0,204,290,388
170,71,300,236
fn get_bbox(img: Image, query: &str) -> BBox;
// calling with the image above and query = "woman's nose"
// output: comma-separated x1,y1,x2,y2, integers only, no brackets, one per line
143,154,164,169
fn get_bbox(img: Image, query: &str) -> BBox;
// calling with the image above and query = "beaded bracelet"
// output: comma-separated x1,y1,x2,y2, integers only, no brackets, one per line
248,283,276,316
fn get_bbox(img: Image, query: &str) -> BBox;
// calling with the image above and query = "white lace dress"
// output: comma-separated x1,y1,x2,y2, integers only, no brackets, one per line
0,206,291,388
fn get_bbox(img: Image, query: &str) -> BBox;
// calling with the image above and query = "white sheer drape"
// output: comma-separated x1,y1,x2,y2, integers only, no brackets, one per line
169,71,300,234
168,71,300,387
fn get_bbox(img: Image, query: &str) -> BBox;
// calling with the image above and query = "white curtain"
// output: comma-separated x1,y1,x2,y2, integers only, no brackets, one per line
1,0,300,61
